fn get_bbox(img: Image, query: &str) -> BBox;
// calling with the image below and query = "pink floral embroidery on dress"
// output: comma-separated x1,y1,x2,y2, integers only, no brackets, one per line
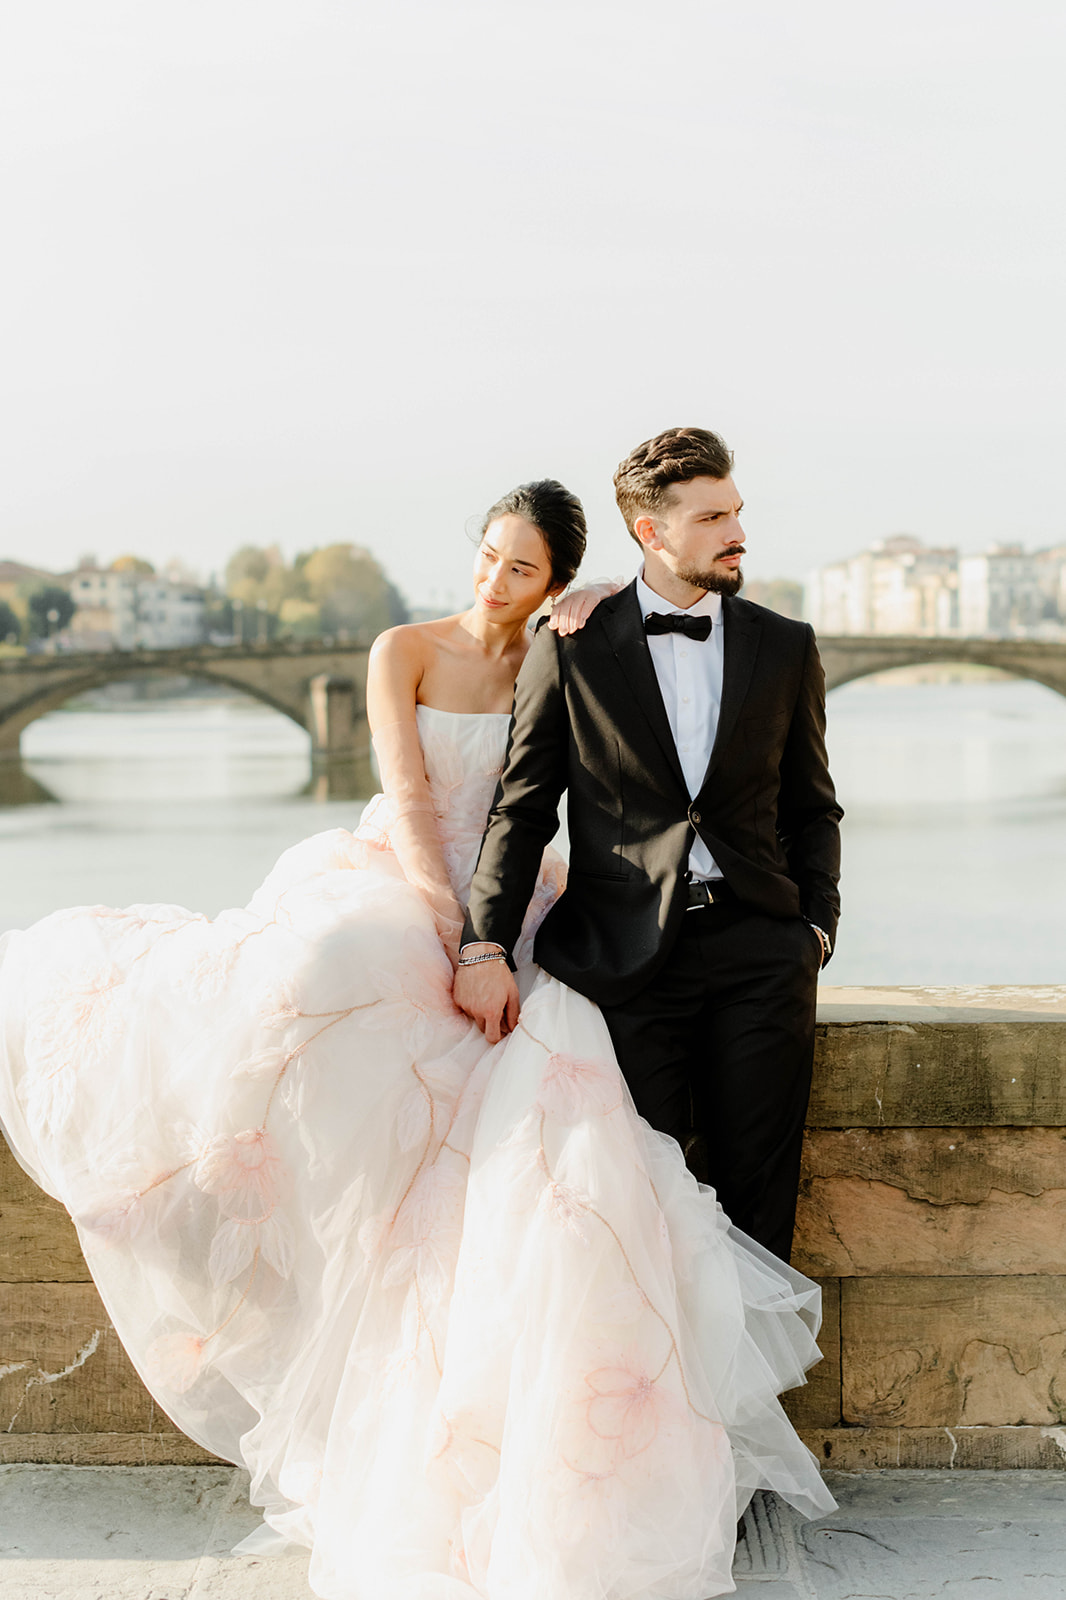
229,1046,291,1082
363,928,466,1054
538,1180,594,1244
77,1191,146,1247
382,1151,466,1302
536,1053,624,1123
143,1331,206,1395
194,1127,286,1221
191,1127,295,1284
357,1209,393,1262
514,855,568,966
260,984,304,1032
395,1084,433,1154
208,1217,260,1287
584,1350,676,1459
176,935,241,1001
418,1039,475,1103
209,1210,294,1285
24,965,126,1130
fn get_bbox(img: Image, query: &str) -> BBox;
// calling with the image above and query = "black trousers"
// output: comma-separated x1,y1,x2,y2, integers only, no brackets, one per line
599,903,820,1263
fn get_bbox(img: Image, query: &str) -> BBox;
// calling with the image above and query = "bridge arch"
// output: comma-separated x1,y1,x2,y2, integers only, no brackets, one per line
817,636,1066,701
9,665,308,733
0,643,371,760
0,666,309,759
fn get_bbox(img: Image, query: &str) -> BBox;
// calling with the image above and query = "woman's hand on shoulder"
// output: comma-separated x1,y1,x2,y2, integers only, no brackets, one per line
547,578,624,636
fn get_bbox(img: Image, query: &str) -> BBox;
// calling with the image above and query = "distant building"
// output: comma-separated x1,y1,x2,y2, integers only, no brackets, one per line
805,535,1065,639
957,546,1046,637
804,536,958,636
1035,544,1066,635
66,563,206,650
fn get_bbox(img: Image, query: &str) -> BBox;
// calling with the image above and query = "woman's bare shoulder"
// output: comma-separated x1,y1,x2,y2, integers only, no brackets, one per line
367,617,470,723
371,614,465,656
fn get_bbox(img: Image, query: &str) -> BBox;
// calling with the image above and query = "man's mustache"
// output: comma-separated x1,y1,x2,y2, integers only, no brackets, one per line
716,545,746,559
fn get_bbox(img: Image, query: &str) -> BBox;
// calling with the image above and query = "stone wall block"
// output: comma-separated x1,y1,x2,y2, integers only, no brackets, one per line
841,1277,1066,1428
0,1143,45,1203
1,1143,91,1282
0,1283,157,1434
794,1128,1066,1277
0,1199,88,1282
809,1021,1066,1127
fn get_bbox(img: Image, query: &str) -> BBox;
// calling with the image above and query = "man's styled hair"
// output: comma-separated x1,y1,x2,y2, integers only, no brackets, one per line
613,428,734,542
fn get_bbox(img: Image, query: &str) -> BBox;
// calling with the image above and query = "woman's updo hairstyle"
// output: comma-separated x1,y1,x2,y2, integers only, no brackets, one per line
480,479,587,590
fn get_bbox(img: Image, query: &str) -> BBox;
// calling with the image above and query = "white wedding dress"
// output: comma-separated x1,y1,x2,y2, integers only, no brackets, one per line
0,706,835,1599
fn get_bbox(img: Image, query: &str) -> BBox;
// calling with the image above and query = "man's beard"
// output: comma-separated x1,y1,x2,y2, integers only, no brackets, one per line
676,559,744,597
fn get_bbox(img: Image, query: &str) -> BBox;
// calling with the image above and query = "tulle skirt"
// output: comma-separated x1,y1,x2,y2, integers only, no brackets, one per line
0,827,834,1599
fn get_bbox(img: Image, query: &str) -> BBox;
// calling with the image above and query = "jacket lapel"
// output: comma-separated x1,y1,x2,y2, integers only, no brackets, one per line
598,582,688,796
699,595,762,791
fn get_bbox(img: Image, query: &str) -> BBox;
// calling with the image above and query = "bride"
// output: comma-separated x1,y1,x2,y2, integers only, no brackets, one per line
0,479,834,1599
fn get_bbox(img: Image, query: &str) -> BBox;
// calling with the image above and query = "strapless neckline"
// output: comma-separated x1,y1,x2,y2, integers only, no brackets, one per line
415,704,511,721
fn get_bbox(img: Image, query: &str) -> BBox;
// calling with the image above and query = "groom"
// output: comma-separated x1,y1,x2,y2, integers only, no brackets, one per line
454,427,842,1262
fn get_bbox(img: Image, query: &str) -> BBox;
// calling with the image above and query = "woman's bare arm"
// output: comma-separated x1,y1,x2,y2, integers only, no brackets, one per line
365,628,464,966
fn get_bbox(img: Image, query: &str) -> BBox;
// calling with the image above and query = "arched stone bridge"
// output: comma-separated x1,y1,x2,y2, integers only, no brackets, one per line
817,635,1066,697
2,634,1065,761
0,642,373,760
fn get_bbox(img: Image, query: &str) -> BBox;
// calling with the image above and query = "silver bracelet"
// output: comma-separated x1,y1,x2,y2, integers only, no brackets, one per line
456,951,508,968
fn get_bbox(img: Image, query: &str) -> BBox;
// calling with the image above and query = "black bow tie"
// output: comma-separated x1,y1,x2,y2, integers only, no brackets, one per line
644,611,713,642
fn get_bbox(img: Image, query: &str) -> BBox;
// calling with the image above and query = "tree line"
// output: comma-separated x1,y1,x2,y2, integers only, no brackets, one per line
212,543,408,643
0,587,75,647
0,543,409,650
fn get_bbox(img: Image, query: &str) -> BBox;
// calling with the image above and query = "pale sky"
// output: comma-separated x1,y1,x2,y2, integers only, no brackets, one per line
2,0,1063,607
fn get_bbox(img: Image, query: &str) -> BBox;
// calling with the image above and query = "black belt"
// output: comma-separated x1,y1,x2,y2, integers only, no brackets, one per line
684,878,736,910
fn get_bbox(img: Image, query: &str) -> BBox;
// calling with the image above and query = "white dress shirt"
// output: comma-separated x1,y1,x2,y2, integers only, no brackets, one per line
635,569,724,882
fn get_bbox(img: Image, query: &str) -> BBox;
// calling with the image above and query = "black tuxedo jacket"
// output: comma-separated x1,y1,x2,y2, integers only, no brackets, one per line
462,582,842,1008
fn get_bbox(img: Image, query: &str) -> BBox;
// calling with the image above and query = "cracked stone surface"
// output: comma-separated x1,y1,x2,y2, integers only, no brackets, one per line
736,1470,1066,1599
2,1467,1065,1599
840,1277,1066,1428
794,1127,1066,1278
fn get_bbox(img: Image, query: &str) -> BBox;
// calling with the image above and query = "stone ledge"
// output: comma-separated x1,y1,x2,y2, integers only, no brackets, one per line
810,987,1066,1127
803,1424,1066,1471
0,1433,224,1465
817,985,1066,1025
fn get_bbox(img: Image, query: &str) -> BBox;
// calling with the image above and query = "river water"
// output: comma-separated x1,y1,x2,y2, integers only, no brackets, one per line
2,674,1064,985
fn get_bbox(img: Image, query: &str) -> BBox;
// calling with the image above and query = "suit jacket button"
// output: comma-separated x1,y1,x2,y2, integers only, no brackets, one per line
690,809,701,825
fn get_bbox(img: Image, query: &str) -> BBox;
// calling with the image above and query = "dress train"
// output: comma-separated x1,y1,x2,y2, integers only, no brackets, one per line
0,707,834,1599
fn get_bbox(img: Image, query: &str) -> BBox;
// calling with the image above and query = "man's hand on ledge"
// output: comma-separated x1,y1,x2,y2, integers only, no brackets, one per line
453,944,520,1044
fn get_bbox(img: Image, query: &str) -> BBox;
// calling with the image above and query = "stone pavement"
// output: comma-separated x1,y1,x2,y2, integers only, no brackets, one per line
0,1465,1064,1599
